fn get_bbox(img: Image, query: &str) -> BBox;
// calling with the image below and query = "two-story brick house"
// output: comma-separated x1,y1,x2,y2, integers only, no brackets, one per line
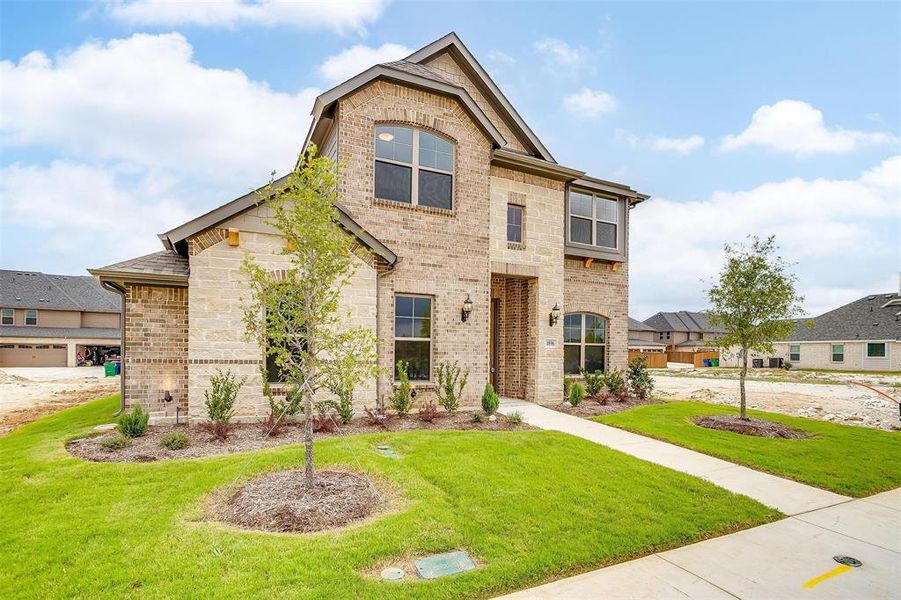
90,33,647,422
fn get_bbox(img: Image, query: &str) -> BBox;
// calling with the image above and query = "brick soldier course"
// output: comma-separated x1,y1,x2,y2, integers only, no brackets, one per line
90,32,648,424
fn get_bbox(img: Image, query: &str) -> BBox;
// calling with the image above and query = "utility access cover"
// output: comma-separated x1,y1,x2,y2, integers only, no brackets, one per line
414,550,476,579
375,444,401,459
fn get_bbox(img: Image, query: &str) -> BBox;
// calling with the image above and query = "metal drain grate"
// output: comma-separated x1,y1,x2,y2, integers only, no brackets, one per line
833,555,862,567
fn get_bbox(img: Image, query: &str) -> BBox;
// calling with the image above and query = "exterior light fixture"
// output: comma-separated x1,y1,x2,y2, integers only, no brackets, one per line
378,132,395,142
163,390,172,403
461,295,473,322
549,303,561,326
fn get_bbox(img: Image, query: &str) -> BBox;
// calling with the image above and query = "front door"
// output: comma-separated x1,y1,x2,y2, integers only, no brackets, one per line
490,298,500,389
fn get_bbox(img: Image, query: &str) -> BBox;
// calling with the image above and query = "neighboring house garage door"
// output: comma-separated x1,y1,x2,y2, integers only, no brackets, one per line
0,344,67,367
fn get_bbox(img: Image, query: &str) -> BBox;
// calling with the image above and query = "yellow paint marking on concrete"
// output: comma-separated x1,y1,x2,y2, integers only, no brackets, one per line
803,564,852,589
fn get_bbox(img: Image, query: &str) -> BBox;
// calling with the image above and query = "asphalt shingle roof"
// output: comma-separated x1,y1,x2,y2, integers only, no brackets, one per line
380,60,455,86
628,337,666,347
93,251,189,278
786,293,901,341
643,311,724,334
0,270,120,312
628,317,657,332
0,326,120,340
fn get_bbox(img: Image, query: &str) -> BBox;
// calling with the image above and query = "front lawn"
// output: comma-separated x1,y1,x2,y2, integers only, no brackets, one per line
0,395,778,599
597,401,901,497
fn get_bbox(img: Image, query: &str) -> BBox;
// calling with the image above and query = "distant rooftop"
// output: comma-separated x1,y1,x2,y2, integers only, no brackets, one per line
786,293,901,341
643,310,724,334
0,269,121,312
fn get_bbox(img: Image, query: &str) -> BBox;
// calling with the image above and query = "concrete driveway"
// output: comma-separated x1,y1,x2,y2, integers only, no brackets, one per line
500,488,900,599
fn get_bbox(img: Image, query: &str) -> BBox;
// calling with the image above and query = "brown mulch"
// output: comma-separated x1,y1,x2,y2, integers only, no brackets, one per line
554,396,660,418
216,469,382,533
693,415,811,439
67,410,534,463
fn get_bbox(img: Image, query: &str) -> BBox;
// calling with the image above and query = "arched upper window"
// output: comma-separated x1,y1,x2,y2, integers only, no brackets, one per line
374,125,455,210
563,313,606,375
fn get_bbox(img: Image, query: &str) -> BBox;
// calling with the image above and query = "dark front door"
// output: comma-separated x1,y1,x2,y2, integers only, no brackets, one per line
490,298,500,389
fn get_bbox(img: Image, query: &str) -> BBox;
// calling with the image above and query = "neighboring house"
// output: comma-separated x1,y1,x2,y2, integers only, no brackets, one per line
90,32,648,423
0,270,121,367
741,293,900,372
642,310,724,351
627,317,666,352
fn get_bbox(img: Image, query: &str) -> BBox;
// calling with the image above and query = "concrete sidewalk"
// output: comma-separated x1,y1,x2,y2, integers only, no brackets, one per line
498,399,848,515
499,488,900,599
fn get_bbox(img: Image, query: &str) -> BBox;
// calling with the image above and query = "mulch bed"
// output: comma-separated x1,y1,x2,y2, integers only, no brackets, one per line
67,410,533,463
214,469,382,533
554,396,660,418
692,415,811,439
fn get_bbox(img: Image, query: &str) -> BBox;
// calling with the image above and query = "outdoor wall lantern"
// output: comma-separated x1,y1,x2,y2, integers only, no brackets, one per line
162,390,172,403
549,303,561,326
461,295,473,322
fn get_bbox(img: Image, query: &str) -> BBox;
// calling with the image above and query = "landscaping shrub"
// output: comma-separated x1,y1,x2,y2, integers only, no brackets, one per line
391,360,414,415
783,361,793,370
569,381,585,407
627,356,655,400
160,431,189,450
581,369,605,398
311,406,338,433
605,367,629,401
100,434,132,452
563,377,573,400
481,383,499,414
363,406,390,427
418,400,439,423
117,404,149,438
261,373,303,435
435,361,468,413
329,382,355,424
472,412,485,423
507,411,523,425
204,369,245,441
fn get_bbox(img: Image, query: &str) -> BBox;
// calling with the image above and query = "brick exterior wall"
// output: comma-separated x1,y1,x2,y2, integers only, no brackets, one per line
123,284,188,420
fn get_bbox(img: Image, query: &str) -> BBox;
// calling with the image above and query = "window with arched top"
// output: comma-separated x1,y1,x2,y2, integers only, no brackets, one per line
563,313,606,375
374,125,455,210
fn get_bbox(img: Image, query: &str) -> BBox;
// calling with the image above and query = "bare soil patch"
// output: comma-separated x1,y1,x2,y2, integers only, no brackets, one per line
67,410,533,462
554,396,660,418
692,415,810,439
215,469,381,533
0,384,117,436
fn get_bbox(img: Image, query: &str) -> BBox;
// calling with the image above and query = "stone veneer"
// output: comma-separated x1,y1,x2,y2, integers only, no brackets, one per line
123,284,188,420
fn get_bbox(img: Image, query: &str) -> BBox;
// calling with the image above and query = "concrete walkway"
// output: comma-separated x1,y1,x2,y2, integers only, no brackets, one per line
496,400,899,599
498,399,848,515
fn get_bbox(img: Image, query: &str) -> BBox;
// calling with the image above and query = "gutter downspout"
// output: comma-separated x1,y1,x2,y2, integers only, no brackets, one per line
375,258,400,412
101,280,127,416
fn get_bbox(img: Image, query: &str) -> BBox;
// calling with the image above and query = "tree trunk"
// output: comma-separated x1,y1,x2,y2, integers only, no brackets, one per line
303,386,314,487
739,347,748,420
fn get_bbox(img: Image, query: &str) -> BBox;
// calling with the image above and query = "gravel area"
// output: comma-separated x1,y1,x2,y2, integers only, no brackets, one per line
693,415,810,439
67,410,533,462
215,469,382,533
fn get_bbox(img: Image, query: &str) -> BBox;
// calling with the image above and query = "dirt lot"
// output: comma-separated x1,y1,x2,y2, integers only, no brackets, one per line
0,367,118,436
652,369,901,430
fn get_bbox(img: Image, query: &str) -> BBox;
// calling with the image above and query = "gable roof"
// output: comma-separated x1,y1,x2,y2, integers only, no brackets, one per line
89,251,190,286
628,317,657,332
785,293,901,342
0,269,121,312
643,311,724,334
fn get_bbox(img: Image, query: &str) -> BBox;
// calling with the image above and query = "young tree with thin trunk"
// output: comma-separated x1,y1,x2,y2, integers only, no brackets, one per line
242,147,378,487
706,236,803,420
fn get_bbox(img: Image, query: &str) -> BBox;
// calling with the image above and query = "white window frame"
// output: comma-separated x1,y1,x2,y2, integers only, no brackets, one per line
563,312,607,375
865,342,887,359
24,309,37,326
1,308,12,326
374,126,455,209
789,344,800,362
393,293,433,382
831,343,844,363
567,189,620,250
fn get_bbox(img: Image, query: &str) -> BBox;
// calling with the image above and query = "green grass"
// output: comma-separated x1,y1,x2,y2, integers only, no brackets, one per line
597,402,901,497
0,395,779,599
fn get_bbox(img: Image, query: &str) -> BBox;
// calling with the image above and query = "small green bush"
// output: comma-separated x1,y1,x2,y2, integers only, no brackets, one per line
205,369,245,440
581,369,605,397
627,356,655,400
435,361,468,414
117,404,149,438
569,381,585,407
507,411,523,425
481,383,499,414
100,434,132,452
391,360,414,415
783,361,793,370
605,367,628,400
160,431,189,450
472,412,485,423
563,377,573,399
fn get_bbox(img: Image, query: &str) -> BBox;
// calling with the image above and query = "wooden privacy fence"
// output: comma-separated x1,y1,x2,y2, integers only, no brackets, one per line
628,351,668,368
665,350,721,367
691,351,720,367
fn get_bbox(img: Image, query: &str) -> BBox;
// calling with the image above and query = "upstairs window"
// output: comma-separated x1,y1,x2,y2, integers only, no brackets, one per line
568,190,619,249
25,310,37,326
507,204,523,243
1,309,12,325
375,126,454,210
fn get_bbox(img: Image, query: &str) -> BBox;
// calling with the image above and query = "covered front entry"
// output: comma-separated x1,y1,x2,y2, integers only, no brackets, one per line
489,274,538,401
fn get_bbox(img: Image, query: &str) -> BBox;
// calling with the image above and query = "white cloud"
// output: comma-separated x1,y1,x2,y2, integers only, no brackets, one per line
630,157,901,318
534,38,586,67
617,130,705,154
1,33,319,184
721,99,898,156
563,88,617,119
102,0,388,33
487,50,516,65
317,43,411,84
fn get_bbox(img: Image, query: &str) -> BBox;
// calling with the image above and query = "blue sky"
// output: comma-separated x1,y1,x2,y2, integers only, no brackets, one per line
2,1,899,317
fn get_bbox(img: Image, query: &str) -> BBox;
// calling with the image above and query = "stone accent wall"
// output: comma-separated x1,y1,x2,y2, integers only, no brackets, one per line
337,80,493,406
563,258,630,371
123,284,188,421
